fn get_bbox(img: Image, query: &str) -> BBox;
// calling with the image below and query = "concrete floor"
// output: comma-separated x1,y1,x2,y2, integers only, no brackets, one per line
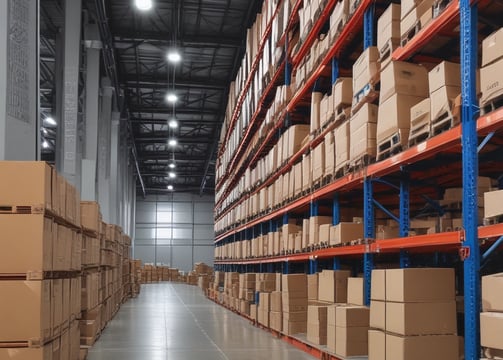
88,283,315,360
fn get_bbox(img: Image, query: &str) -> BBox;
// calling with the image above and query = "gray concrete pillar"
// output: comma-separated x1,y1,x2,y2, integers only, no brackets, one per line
108,112,120,225
55,0,83,191
97,78,113,222
0,0,39,160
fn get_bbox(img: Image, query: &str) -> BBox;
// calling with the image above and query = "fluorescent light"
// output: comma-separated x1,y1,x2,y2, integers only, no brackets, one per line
168,118,178,128
167,51,182,63
42,128,48,135
166,93,178,103
167,185,174,190
168,138,177,147
168,163,176,169
44,117,57,126
42,140,50,149
169,172,176,179
135,0,152,11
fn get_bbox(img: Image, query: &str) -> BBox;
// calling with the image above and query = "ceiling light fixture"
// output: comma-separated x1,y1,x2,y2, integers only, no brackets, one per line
42,128,48,135
168,138,177,147
167,185,174,191
44,117,57,126
167,50,182,63
135,0,153,11
168,118,178,128
166,93,178,103
168,163,176,169
168,172,176,179
42,140,50,149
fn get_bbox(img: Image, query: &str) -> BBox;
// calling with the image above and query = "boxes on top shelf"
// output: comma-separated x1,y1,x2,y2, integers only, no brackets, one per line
377,3,401,53
482,27,503,67
379,61,429,104
428,61,461,94
349,103,378,162
480,56,503,106
353,47,380,95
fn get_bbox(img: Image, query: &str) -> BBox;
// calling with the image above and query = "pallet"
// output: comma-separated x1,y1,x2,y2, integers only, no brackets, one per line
349,154,375,171
0,204,46,215
379,39,400,64
401,20,421,47
408,123,431,147
431,110,459,136
433,0,452,18
377,132,404,161
483,215,503,226
352,82,380,115
335,162,351,179
480,93,503,115
0,270,81,281
80,332,100,348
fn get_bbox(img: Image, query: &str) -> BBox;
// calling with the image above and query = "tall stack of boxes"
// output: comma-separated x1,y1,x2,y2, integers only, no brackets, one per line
428,61,461,129
369,268,459,360
282,274,308,335
480,28,503,111
0,162,82,360
377,4,401,64
480,273,503,359
336,306,370,357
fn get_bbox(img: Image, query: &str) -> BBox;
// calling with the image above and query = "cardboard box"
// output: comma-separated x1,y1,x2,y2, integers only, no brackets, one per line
311,92,323,133
347,278,364,306
308,274,319,301
377,94,425,144
370,300,386,330
482,27,503,67
0,161,53,211
319,224,331,243
336,306,370,327
309,216,332,246
401,0,421,19
327,323,336,352
0,215,52,273
482,272,503,312
400,0,434,38
330,222,364,245
332,78,353,108
428,61,461,94
353,47,380,94
282,295,308,312
318,270,351,303
484,189,503,219
386,301,457,335
325,132,335,176
302,154,311,191
270,311,282,332
350,104,378,161
0,280,52,342
0,345,53,359
430,85,460,122
379,61,429,104
368,329,386,360
312,142,325,182
335,121,350,169
285,125,310,159
335,326,368,357
481,312,503,350
283,319,307,335
271,291,282,312
410,97,431,128
386,333,459,360
385,268,455,302
377,4,401,51
282,274,307,293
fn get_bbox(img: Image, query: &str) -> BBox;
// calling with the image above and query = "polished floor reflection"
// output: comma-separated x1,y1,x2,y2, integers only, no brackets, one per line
87,283,315,360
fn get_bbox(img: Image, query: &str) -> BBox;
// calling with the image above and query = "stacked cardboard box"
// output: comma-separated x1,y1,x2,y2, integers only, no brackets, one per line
270,291,283,332
336,306,370,357
350,103,378,165
377,4,401,64
369,268,459,360
307,304,329,345
480,28,503,109
400,0,434,44
377,61,428,153
318,270,351,303
428,61,461,125
258,292,271,327
282,274,308,335
480,273,503,358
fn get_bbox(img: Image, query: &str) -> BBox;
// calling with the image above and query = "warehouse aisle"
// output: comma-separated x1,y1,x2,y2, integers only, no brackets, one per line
87,283,315,360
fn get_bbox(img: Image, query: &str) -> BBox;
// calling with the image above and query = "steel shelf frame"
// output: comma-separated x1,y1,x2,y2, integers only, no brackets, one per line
215,1,503,358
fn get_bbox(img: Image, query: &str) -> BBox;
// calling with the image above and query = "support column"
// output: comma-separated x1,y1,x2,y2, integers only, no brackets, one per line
97,78,113,222
56,0,83,191
109,111,120,225
0,0,39,160
81,23,102,201
363,178,375,306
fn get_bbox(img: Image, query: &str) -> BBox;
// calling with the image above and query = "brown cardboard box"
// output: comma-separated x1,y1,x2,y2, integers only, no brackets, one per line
0,345,53,359
335,121,350,170
282,274,307,293
410,97,430,128
330,222,364,245
385,268,455,302
336,306,370,327
332,78,353,107
282,295,308,312
481,312,503,350
308,274,319,301
347,278,364,306
302,154,311,191
377,4,401,52
482,272,503,312
369,329,386,360
0,161,53,211
0,280,52,342
327,304,340,326
350,103,378,161
482,28,503,67
484,189,503,219
327,323,336,352
271,291,282,312
307,305,328,344
335,326,369,357
259,292,271,312
376,225,400,239
377,94,424,144
282,320,307,335
311,92,324,133
353,47,380,94
0,215,52,273
318,270,351,303
319,224,331,244
283,311,308,323
386,333,459,360
285,125,310,159
371,269,386,301
400,0,434,38
270,311,282,332
309,216,332,246
428,61,461,94
325,132,335,176
81,201,101,234
370,300,385,330
250,304,257,321
379,61,428,104
430,85,460,121
312,141,325,182
386,301,457,335
401,0,421,19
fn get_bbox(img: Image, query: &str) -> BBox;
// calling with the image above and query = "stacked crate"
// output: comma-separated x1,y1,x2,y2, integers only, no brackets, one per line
480,273,503,359
0,161,81,360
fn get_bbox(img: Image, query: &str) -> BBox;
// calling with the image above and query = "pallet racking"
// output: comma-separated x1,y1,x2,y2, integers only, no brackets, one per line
214,0,503,358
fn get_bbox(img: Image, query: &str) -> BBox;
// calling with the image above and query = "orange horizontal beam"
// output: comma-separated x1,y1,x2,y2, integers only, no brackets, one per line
479,223,503,239
372,231,463,253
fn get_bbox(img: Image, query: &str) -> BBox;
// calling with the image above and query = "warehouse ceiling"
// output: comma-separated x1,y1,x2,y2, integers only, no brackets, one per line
40,0,263,196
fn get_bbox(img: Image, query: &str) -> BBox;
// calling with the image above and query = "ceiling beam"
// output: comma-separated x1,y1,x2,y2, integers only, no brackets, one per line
129,107,220,115
113,31,242,48
122,75,227,90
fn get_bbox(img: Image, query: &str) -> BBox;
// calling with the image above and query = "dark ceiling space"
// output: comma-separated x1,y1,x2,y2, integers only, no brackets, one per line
40,0,264,196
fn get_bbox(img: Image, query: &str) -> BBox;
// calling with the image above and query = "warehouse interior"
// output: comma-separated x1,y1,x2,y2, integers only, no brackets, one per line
1,0,503,359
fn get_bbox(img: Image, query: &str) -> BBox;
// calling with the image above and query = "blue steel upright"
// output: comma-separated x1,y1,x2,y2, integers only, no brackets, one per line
363,178,375,306
332,58,339,85
399,170,410,268
333,194,340,225
363,4,375,50
460,0,480,358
